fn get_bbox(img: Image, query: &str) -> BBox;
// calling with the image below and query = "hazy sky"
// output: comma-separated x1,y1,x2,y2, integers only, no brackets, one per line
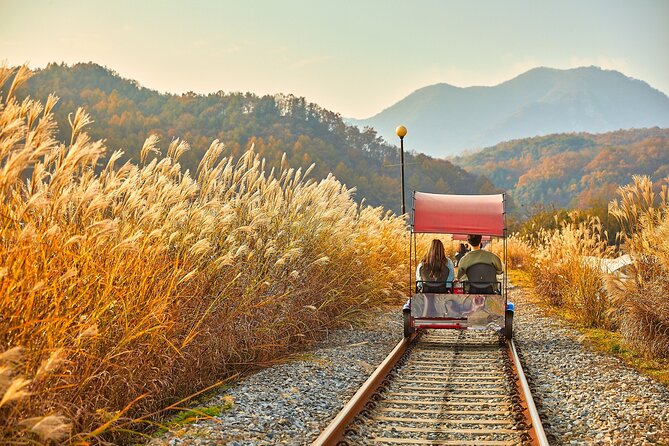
1,0,668,118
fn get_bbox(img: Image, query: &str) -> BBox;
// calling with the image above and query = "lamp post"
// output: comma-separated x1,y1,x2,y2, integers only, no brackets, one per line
396,125,407,215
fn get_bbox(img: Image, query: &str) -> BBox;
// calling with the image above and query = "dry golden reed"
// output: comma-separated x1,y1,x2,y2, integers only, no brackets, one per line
489,235,532,270
528,175,669,357
528,213,614,328
608,176,669,358
0,65,408,443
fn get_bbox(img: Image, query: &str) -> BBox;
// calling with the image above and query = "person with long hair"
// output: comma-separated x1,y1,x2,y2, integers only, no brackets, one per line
403,239,455,313
416,239,454,290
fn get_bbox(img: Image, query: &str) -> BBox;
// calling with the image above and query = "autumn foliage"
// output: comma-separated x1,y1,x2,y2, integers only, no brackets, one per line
14,62,497,215
458,129,669,210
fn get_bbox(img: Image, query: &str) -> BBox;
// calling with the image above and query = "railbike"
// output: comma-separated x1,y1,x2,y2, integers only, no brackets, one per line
403,192,514,339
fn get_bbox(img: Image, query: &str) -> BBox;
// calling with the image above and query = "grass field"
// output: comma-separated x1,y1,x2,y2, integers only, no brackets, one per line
0,66,409,444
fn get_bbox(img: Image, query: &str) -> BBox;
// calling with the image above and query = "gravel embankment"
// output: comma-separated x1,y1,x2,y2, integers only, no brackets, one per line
151,287,669,445
511,288,669,445
149,310,402,446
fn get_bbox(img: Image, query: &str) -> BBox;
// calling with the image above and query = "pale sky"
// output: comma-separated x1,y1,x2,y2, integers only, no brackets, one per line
1,0,668,118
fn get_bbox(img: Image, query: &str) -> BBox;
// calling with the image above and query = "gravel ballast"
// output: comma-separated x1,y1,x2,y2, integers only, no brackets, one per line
511,288,669,445
151,287,669,445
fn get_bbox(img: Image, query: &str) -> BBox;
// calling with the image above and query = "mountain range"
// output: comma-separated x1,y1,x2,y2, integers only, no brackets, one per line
350,66,669,157
9,62,497,214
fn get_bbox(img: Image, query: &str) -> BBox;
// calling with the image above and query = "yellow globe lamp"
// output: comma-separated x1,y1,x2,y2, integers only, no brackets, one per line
396,125,408,139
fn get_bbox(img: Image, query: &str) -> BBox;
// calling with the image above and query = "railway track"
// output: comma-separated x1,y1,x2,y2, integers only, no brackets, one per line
313,329,548,446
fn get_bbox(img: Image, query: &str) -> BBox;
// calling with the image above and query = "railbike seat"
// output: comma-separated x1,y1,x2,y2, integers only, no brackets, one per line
463,263,501,294
416,280,451,293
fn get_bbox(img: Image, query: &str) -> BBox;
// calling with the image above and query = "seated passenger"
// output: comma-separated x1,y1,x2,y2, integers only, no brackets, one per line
457,234,503,292
416,239,454,293
454,242,470,266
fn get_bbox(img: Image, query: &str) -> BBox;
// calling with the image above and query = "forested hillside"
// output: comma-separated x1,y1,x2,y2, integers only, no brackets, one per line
12,62,497,212
455,128,669,209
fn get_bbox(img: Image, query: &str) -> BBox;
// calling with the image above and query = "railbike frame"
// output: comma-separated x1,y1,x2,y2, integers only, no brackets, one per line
407,192,509,334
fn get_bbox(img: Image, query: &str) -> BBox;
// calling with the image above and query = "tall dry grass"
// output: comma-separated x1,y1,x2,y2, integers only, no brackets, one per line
608,176,669,358
0,66,408,443
489,235,532,270
528,214,614,328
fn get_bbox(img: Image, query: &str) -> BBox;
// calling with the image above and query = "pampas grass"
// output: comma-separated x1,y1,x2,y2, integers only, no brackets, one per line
528,175,669,356
489,235,532,270
528,214,614,328
608,176,669,358
0,65,407,443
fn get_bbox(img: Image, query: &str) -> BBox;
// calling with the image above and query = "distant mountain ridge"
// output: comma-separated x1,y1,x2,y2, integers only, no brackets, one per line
351,67,669,157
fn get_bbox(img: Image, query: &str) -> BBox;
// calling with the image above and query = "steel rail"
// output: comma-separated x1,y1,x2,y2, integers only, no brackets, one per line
509,339,550,446
312,332,547,446
311,333,417,446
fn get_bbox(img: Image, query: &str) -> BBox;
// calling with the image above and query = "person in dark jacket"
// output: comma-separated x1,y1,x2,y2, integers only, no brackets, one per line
454,242,470,266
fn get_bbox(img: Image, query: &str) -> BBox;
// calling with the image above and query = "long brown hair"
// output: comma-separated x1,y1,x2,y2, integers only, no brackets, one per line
421,239,447,280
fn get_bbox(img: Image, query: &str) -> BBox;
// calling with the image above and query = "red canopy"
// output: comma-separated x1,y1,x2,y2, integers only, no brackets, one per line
452,234,492,241
412,192,505,236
